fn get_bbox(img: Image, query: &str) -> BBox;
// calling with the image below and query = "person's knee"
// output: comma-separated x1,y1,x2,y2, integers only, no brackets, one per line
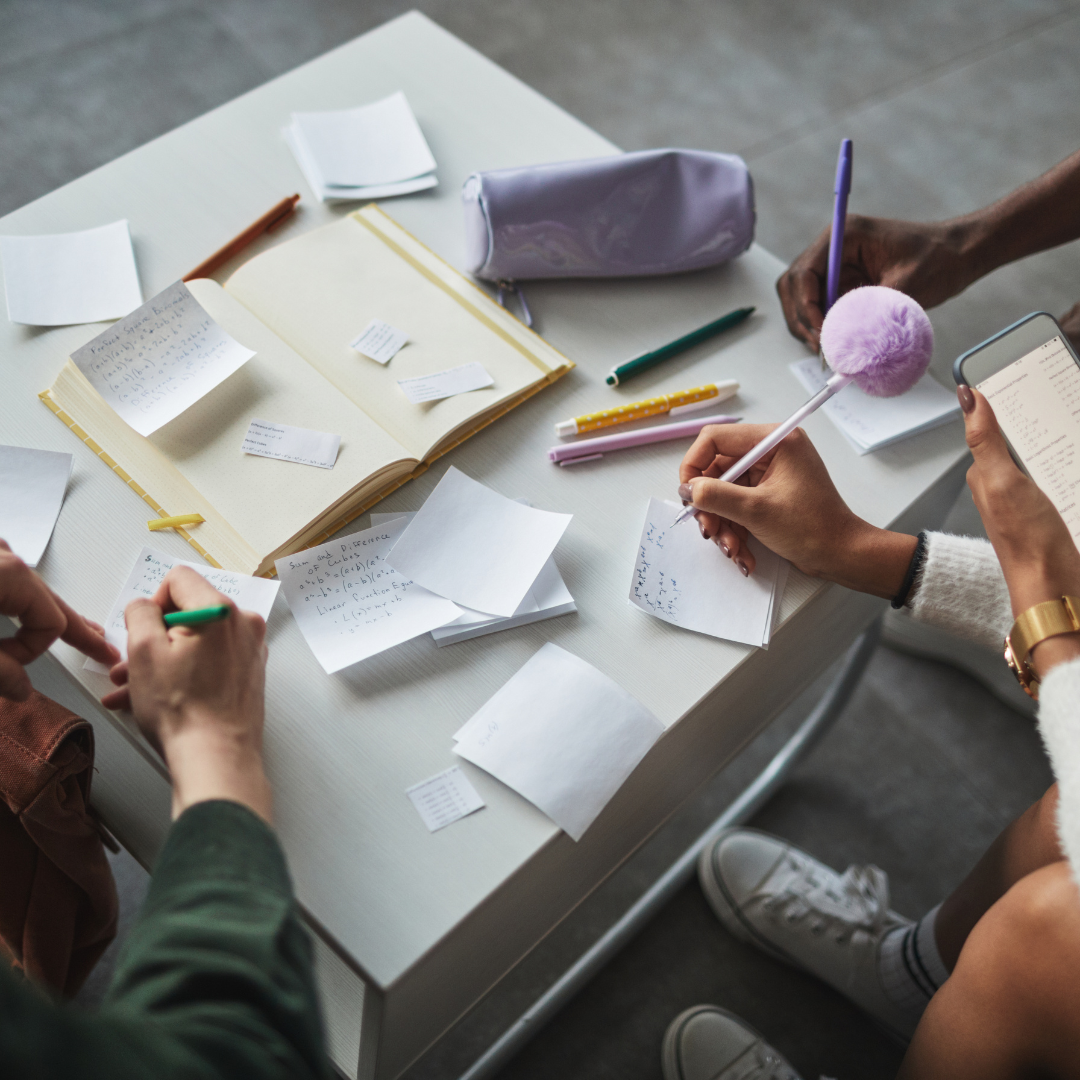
955,862,1080,1021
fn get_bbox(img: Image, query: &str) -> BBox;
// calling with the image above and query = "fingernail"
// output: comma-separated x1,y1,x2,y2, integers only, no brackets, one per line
677,482,694,503
958,385,975,413
720,542,731,557
736,559,749,577
699,523,708,539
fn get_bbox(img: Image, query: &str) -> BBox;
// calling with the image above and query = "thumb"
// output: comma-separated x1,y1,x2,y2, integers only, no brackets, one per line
124,597,167,661
962,386,1017,471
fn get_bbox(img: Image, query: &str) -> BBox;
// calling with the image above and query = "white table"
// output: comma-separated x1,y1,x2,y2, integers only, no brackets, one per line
0,13,969,1079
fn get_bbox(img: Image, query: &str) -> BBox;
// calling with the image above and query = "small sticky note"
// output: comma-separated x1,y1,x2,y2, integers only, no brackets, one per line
397,362,494,405
351,319,408,364
241,418,341,469
406,766,485,832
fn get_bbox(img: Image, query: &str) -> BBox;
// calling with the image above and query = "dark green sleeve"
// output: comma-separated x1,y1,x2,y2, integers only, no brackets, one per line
0,800,330,1080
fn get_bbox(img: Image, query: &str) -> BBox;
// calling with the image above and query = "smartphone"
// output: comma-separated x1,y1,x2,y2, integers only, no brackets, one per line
954,311,1080,546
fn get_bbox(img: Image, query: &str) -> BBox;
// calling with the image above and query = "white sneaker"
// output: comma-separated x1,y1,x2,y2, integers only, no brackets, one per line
662,1005,802,1080
698,828,916,1040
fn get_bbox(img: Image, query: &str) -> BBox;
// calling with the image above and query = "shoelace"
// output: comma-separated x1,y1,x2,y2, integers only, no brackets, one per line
760,857,891,945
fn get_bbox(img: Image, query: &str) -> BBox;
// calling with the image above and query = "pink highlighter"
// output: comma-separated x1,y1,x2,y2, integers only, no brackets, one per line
547,414,741,466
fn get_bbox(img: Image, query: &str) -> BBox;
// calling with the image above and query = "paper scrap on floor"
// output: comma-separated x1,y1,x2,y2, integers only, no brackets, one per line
790,358,961,454
0,445,74,567
276,516,462,673
385,467,572,618
453,642,663,841
630,498,785,647
397,362,494,404
350,319,408,364
241,418,340,469
71,280,255,437
1,220,142,326
406,765,485,832
284,91,437,203
86,546,280,673
372,511,576,644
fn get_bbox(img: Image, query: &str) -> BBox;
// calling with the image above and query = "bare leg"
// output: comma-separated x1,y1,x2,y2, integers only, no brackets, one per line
934,784,1063,969
898,861,1080,1079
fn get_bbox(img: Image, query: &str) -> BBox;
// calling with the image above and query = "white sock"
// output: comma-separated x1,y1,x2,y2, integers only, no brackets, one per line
878,904,950,1018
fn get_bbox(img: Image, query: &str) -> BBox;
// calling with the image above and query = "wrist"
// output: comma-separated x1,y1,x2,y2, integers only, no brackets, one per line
1030,632,1080,680
160,722,271,823
945,212,1002,284
823,524,918,600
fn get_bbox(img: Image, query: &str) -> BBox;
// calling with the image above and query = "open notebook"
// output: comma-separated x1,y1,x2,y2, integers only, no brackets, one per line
39,206,572,576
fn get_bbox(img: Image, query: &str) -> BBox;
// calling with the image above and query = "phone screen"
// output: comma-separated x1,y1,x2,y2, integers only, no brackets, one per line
977,335,1080,545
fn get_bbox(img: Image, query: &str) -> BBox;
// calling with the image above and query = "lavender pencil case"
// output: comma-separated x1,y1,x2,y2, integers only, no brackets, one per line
462,149,755,283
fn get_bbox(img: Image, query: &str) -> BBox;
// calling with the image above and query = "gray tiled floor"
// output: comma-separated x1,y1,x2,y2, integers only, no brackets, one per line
2,1,1075,1077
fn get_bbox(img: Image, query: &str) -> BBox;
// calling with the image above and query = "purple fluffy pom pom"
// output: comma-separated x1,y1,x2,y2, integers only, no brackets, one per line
820,285,933,397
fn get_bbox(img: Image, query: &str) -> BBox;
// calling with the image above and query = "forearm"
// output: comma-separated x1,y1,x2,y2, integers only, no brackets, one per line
812,523,917,600
952,149,1080,279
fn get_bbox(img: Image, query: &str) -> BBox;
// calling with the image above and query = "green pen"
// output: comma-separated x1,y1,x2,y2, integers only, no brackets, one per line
163,604,231,628
605,305,755,386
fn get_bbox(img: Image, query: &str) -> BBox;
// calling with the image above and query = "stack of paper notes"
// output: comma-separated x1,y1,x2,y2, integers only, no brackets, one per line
371,506,576,646
283,91,437,203
630,498,788,648
0,445,73,567
277,467,574,672
87,546,280,673
453,643,663,840
1,220,141,326
790,358,961,454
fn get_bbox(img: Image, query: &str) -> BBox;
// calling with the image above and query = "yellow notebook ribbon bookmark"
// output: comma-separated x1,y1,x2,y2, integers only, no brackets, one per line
148,513,205,532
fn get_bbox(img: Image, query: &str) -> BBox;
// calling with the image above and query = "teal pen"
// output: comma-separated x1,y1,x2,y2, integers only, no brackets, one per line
163,604,231,628
605,306,755,386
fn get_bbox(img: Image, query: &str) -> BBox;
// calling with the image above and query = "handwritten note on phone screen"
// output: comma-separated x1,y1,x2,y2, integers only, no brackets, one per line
71,280,255,436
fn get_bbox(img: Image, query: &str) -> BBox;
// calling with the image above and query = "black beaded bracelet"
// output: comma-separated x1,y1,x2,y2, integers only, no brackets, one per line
891,532,928,610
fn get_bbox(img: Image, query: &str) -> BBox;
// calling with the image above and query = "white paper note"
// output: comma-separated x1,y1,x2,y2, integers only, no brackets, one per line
453,643,663,841
87,546,280,672
1,220,142,326
241,418,340,469
790,358,961,454
371,511,577,644
385,467,572,618
275,517,462,674
630,498,782,647
406,765,485,832
71,281,255,437
397,362,494,404
0,446,74,567
293,92,436,187
351,319,408,364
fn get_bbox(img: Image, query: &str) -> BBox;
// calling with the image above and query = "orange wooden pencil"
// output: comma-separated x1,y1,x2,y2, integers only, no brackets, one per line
182,194,300,281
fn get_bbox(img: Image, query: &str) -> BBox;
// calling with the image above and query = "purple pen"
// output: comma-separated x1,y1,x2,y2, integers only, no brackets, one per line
548,414,740,465
825,138,853,313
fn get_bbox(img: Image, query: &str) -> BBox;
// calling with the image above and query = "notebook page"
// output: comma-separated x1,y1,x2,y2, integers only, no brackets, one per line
222,214,555,461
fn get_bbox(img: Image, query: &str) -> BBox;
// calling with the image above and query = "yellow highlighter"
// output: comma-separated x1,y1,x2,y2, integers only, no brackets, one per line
554,380,739,437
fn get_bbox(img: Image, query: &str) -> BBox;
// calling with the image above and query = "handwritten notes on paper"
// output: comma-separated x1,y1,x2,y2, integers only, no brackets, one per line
71,281,255,437
275,516,462,673
406,766,485,832
87,546,280,672
386,467,572,618
630,498,785,647
0,445,73,567
397,363,494,404
1,220,142,326
453,643,663,841
241,419,340,469
351,319,408,364
790,358,960,454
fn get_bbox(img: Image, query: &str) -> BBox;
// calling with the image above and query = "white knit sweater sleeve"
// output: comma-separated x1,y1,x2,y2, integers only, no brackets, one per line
906,532,1013,650
1037,659,1080,882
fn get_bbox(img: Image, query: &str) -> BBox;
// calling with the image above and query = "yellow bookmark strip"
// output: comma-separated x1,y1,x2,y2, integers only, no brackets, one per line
148,513,206,532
